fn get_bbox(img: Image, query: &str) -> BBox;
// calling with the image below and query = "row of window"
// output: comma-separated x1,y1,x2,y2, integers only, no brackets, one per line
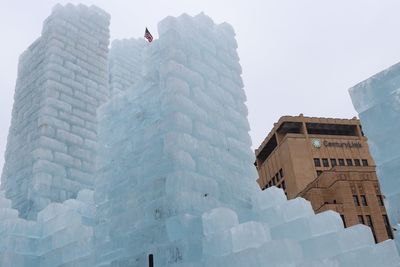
314,158,368,168
266,168,284,187
353,194,384,207
265,178,286,190
341,214,393,242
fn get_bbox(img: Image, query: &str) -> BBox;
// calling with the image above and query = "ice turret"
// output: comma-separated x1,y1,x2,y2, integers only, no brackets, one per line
1,4,110,219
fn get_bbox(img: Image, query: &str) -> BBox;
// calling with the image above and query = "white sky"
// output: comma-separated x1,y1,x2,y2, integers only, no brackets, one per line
1,0,400,172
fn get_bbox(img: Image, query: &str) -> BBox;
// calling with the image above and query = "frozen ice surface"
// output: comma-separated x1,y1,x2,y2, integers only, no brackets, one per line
0,3,399,267
0,189,95,266
0,3,110,219
350,62,400,252
109,38,146,96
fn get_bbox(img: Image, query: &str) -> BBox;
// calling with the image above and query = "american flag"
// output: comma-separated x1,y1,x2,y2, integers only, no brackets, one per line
144,27,153,42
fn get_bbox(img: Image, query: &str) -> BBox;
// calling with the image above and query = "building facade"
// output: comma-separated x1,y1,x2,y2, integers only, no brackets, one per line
255,115,393,243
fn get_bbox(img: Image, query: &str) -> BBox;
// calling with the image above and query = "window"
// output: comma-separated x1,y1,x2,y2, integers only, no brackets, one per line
366,215,377,243
276,173,280,182
317,170,323,176
383,215,394,239
272,177,276,185
340,214,347,227
331,158,337,167
354,159,361,166
353,195,360,206
282,180,286,190
277,183,281,188
346,159,353,166
361,195,368,206
362,159,369,166
314,158,321,167
149,254,154,267
322,158,329,167
268,181,272,187
358,215,365,224
377,195,384,206
279,168,284,178
338,159,345,166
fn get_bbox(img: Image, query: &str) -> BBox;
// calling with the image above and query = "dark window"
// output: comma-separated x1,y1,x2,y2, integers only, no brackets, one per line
149,254,154,267
314,158,321,167
366,215,377,243
377,195,384,206
362,159,369,166
361,195,368,206
353,195,360,206
257,134,277,163
276,173,280,182
331,158,337,167
268,181,272,187
338,159,345,166
340,214,347,227
322,158,329,167
346,159,353,166
279,168,284,178
282,180,286,190
277,183,281,188
383,215,394,239
306,123,358,136
354,159,361,166
358,215,365,224
317,170,323,176
272,177,276,185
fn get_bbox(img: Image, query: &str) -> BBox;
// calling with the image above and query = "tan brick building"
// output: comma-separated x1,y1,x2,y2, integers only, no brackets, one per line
255,115,393,243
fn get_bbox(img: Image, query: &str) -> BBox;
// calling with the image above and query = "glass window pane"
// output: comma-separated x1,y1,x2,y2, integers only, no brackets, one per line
322,158,329,167
314,158,321,167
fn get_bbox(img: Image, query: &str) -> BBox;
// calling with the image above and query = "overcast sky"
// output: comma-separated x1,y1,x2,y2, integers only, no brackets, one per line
1,0,400,172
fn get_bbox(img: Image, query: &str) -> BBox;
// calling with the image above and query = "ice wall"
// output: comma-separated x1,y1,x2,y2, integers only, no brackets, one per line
0,4,110,219
350,62,400,250
94,13,400,267
0,189,96,267
109,38,146,96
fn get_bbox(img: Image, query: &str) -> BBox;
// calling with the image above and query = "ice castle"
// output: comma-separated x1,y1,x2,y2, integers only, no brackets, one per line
350,62,400,252
0,3,399,266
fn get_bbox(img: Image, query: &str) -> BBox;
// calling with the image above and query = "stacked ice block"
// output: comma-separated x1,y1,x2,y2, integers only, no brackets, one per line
350,62,400,250
0,3,110,219
0,189,96,266
0,3,399,266
109,38,146,96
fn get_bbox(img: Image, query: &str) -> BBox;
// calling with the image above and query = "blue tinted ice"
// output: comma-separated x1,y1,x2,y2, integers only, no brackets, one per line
350,62,400,251
0,4,399,266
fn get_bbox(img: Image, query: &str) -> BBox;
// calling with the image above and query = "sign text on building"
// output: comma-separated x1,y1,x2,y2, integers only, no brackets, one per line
323,140,362,148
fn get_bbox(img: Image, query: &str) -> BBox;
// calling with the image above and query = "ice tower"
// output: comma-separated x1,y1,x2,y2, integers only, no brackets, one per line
0,4,400,267
350,62,400,250
1,4,110,219
94,13,260,265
